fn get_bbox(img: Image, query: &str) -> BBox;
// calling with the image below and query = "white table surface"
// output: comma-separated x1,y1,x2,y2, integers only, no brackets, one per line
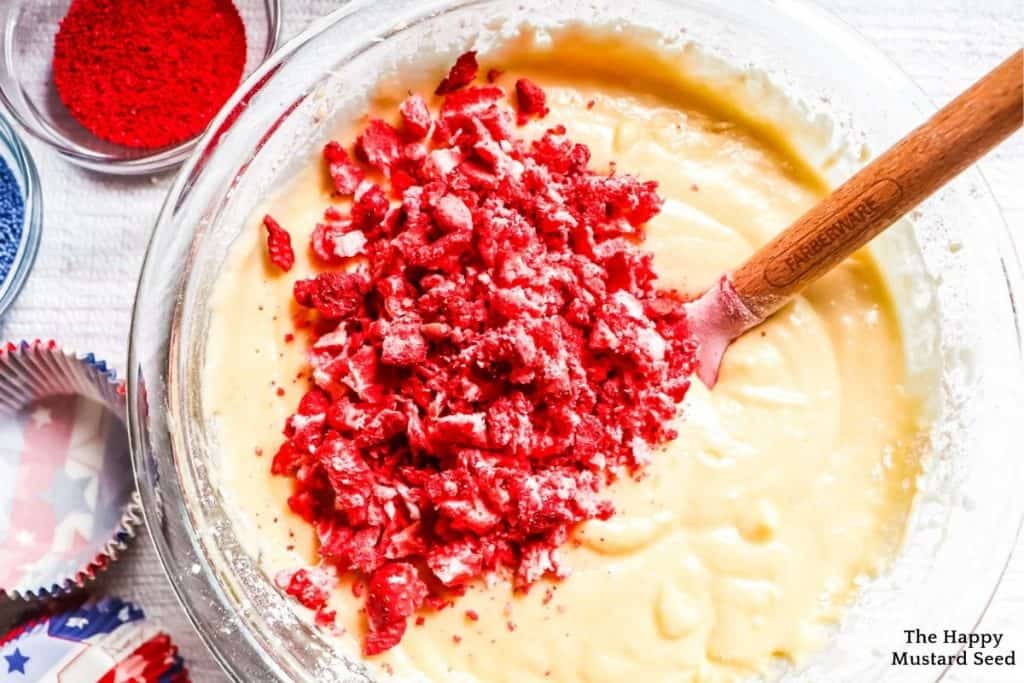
0,1,1021,681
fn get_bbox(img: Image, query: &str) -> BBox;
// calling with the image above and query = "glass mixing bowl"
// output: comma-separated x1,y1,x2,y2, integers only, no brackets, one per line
0,0,282,175
128,1,1024,681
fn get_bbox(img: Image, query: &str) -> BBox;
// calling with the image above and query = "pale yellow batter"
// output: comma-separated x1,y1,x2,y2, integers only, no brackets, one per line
203,36,923,683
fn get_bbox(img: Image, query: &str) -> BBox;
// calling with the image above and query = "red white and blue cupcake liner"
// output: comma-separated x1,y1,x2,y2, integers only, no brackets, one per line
0,340,141,599
0,595,189,681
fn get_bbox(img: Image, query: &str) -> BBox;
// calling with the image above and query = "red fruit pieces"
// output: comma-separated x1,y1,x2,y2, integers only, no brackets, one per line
427,539,484,586
275,568,334,612
433,194,473,233
298,387,331,415
435,51,479,95
312,222,367,264
270,440,304,476
352,182,390,231
269,52,698,655
381,322,428,367
364,563,428,655
296,271,369,320
324,141,365,195
263,215,294,271
515,78,549,122
293,278,317,307
277,567,338,628
399,94,432,139
356,119,403,174
440,86,505,132
429,413,488,449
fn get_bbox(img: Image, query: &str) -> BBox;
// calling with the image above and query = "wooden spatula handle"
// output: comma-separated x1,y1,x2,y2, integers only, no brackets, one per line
730,49,1023,320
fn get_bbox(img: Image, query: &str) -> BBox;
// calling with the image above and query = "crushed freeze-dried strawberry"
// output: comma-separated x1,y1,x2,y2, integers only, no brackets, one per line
433,194,473,233
315,608,337,627
272,54,697,654
399,94,432,140
435,51,478,95
311,221,368,265
263,215,294,271
515,78,549,123
296,271,369,320
364,563,429,655
356,119,403,174
275,568,335,612
352,182,389,231
324,141,365,195
440,86,505,135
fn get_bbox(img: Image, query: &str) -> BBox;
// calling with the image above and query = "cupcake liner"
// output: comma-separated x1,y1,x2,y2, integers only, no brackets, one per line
0,340,142,600
0,595,190,682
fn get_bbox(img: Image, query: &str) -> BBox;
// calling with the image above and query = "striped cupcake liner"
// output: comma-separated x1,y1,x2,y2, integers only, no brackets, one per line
0,595,189,681
0,340,142,600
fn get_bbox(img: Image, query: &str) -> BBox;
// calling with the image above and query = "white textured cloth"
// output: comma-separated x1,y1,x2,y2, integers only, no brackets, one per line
0,1,1020,681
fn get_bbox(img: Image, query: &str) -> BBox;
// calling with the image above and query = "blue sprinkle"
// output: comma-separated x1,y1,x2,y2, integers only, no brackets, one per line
0,156,25,286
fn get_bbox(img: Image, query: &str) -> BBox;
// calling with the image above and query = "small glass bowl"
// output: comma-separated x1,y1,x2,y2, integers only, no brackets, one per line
0,0,283,176
0,112,41,319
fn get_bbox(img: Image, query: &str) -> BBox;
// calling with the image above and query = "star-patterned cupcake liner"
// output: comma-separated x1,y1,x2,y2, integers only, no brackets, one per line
0,595,190,681
0,340,142,600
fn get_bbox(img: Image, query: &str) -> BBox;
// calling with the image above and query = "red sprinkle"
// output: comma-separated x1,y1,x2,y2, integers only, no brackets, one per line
435,51,479,94
486,69,504,83
263,215,295,272
271,60,696,655
465,609,479,622
52,0,247,150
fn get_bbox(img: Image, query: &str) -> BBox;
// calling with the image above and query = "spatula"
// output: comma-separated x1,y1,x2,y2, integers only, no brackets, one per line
688,49,1023,388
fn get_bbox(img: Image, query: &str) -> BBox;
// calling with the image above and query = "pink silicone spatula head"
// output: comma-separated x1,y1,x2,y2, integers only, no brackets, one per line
687,49,1023,388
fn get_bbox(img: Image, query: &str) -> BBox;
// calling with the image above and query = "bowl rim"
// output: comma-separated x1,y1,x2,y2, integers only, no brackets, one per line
127,1,1024,681
0,111,42,319
0,0,284,176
